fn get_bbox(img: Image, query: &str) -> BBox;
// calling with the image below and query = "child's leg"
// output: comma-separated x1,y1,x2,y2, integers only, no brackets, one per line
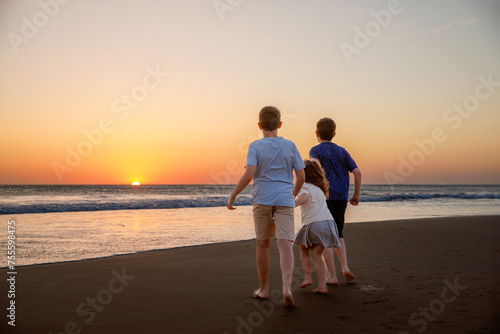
311,244,327,293
327,200,354,282
335,238,355,282
299,244,312,288
255,238,271,298
323,247,338,284
277,239,294,306
253,204,274,298
274,207,295,307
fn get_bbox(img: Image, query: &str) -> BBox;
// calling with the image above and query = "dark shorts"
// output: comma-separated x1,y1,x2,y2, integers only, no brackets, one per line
326,200,347,238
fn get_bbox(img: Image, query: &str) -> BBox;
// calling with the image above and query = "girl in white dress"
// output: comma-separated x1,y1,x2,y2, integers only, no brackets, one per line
294,159,340,293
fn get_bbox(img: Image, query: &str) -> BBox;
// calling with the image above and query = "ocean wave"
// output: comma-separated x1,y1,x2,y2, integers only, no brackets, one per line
1,192,499,215
0,196,254,215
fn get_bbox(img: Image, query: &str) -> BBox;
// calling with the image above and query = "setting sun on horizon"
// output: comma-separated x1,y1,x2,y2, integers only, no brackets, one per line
1,1,499,185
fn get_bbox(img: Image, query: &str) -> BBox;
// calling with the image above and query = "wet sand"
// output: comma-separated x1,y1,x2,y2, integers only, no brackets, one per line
1,216,499,333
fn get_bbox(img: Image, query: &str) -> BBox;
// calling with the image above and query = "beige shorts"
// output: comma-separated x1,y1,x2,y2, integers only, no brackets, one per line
252,203,295,241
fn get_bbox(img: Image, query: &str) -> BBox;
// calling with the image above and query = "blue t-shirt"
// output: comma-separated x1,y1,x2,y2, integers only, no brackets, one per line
246,137,305,207
309,142,357,201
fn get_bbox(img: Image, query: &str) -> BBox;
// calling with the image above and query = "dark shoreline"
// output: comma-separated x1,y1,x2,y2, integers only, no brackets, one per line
1,216,499,333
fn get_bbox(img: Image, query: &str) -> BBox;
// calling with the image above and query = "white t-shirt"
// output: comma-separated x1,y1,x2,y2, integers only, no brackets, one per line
246,137,305,207
297,183,334,226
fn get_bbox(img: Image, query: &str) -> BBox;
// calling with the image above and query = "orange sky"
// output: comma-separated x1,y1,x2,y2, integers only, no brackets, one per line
1,1,499,185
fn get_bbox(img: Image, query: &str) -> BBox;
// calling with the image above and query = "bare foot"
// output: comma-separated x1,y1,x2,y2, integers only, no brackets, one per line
283,290,295,307
343,271,356,282
312,286,328,294
299,279,312,288
254,288,268,299
326,276,338,285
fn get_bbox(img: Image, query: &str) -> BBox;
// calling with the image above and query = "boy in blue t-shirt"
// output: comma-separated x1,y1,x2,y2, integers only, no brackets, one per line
310,117,361,283
228,106,305,307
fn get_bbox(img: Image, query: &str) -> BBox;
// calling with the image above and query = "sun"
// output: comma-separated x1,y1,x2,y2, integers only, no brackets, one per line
131,181,141,186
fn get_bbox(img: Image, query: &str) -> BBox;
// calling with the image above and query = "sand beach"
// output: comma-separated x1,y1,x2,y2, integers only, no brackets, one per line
1,215,499,333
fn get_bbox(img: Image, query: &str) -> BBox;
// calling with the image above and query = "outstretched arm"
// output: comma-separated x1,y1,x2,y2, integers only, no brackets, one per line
293,168,305,197
349,167,362,206
227,165,255,210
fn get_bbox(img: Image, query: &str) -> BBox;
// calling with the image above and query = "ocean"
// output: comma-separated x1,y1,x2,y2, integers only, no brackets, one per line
1,184,499,266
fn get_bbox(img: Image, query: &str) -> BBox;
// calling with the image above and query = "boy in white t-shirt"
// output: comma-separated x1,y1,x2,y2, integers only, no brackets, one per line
228,106,305,307
294,159,340,293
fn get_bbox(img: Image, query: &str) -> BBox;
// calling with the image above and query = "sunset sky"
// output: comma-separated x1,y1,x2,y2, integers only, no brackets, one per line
1,0,499,185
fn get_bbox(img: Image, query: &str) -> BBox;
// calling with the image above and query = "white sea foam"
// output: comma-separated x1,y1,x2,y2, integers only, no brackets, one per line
1,185,499,266
1,184,499,214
